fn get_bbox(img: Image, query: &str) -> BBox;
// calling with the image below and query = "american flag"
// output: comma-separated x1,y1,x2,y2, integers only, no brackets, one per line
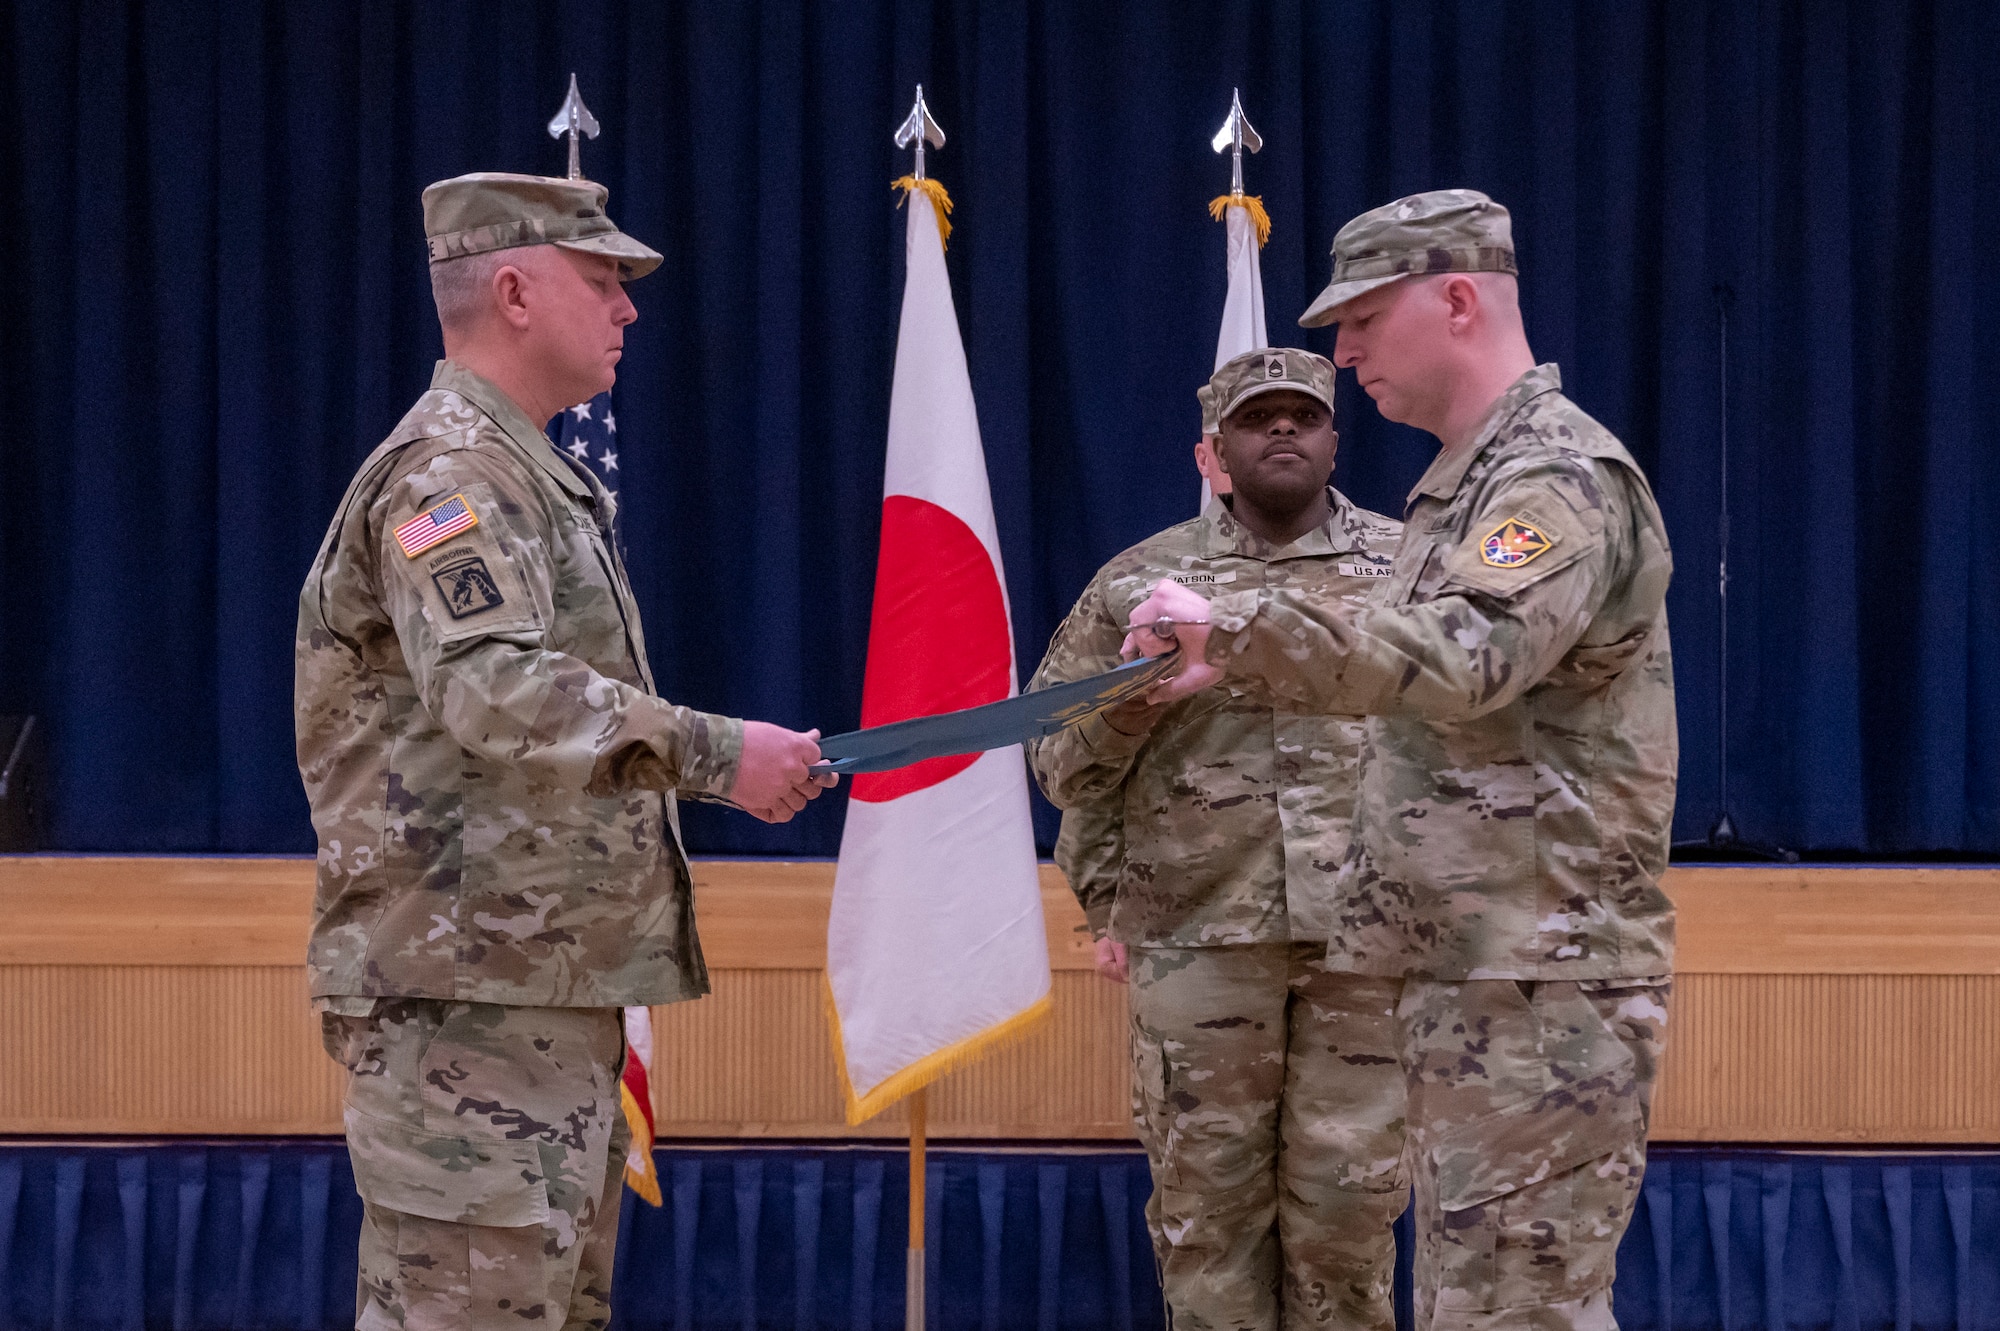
392,493,477,557
548,391,660,1205
549,391,620,496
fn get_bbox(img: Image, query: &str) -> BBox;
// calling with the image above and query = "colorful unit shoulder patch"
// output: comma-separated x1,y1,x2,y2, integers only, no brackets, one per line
394,494,479,558
1479,517,1553,568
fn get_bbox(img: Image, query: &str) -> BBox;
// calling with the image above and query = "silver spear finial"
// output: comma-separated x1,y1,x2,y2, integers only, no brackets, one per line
547,73,601,181
894,84,946,181
1210,89,1263,197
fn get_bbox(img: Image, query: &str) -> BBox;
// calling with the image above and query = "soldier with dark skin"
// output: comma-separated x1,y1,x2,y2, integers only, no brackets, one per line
297,174,831,1331
1127,192,1676,1331
1059,382,1234,985
1031,351,1406,1331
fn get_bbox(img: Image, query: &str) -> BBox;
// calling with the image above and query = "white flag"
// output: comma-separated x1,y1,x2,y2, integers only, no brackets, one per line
1215,202,1270,369
825,182,1050,1123
1201,201,1272,509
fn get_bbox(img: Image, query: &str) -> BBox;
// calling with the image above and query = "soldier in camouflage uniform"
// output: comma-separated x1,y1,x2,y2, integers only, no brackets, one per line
297,173,829,1331
1127,192,1676,1331
1056,381,1234,978
1030,349,1408,1331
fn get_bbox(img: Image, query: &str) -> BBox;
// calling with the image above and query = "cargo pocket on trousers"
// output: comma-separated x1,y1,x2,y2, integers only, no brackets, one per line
1156,1172,1272,1255
344,1106,552,1228
1129,1021,1171,1153
321,1011,377,1071
1428,1086,1642,1312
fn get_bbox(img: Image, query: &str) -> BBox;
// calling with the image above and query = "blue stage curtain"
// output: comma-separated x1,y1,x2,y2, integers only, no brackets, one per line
0,1142,1994,1331
1,0,1997,856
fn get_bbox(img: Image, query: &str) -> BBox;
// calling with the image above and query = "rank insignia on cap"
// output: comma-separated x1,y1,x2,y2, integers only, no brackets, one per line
1480,517,1553,568
1265,356,1285,378
394,494,479,558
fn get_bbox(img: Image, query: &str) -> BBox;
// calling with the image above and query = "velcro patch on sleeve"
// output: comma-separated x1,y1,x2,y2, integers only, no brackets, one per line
1478,517,1555,568
393,494,479,558
429,554,507,619
383,477,545,645
1443,500,1597,601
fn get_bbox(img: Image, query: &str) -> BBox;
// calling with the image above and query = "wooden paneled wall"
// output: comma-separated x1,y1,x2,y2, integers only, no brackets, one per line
0,858,1995,1142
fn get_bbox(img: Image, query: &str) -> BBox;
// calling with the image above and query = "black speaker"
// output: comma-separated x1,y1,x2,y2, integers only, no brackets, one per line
0,716,48,851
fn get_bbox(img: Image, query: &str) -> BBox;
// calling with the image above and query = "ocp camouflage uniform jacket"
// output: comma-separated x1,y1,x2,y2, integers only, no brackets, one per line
296,360,741,1009
1028,492,1402,947
1203,365,1677,981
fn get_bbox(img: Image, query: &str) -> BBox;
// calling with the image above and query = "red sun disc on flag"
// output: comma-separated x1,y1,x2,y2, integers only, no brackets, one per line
851,495,1014,803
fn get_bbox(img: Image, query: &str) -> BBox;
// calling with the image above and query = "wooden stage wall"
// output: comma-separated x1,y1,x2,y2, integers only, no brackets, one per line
1,858,1996,1144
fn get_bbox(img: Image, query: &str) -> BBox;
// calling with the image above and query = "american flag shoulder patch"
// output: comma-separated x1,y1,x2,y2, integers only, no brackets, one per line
394,494,479,558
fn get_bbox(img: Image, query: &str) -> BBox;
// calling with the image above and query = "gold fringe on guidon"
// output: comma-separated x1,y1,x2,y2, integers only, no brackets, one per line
823,972,1054,1124
1208,192,1272,247
893,175,955,247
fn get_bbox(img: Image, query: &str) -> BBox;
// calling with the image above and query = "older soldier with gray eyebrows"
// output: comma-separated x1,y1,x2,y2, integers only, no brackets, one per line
1030,349,1407,1331
296,172,831,1331
1127,192,1676,1331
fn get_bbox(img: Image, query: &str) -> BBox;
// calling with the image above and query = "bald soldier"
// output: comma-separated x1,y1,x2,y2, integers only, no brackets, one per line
1127,193,1676,1331
296,173,830,1331
1031,350,1407,1331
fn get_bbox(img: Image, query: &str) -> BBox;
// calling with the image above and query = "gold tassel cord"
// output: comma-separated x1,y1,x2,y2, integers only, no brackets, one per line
893,175,955,247
1208,192,1272,248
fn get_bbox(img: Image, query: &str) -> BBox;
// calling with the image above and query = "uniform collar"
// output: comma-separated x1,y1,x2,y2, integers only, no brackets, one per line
1406,362,1563,508
431,360,593,499
1199,486,1371,560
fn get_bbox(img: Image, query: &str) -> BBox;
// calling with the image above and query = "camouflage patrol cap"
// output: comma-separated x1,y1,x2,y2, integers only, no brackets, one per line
422,172,662,280
1206,347,1337,426
1298,189,1515,327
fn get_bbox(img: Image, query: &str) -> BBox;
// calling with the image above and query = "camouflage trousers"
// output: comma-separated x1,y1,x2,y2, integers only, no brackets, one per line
1128,943,1407,1331
321,1000,630,1331
1398,978,1672,1331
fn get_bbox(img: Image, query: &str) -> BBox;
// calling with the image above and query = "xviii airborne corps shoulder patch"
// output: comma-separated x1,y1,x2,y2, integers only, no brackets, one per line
1479,517,1553,568
430,554,506,619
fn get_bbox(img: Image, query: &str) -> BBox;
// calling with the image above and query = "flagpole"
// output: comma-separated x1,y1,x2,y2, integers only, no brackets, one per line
894,90,945,1331
1202,89,1269,508
907,1087,927,1331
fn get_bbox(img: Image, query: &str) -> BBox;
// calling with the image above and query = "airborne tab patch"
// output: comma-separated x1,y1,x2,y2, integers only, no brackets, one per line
430,554,506,619
394,494,479,558
1479,517,1554,568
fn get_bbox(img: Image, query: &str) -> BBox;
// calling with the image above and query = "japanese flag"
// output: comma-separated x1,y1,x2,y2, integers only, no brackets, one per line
824,182,1050,1122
